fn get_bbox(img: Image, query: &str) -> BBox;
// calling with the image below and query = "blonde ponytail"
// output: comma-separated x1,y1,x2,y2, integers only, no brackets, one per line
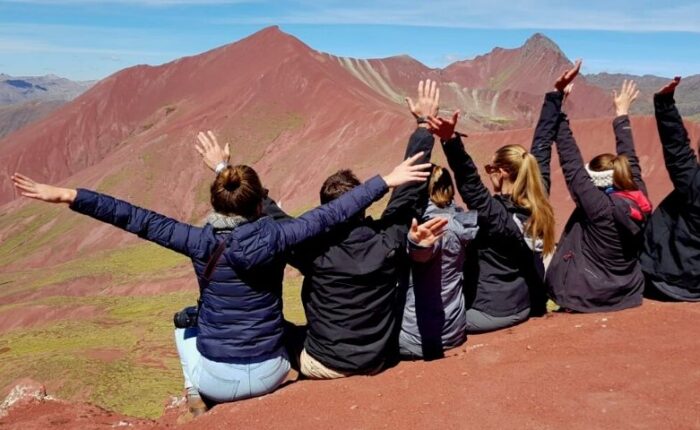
493,145,556,255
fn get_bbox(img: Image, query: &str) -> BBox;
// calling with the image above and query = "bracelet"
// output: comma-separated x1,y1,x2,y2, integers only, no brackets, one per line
214,161,230,174
416,116,428,124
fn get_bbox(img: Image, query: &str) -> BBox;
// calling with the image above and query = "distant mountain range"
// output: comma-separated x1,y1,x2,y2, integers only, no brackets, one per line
0,74,93,138
586,73,700,121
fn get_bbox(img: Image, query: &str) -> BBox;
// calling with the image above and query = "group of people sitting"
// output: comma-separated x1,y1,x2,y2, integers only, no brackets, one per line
11,60,699,416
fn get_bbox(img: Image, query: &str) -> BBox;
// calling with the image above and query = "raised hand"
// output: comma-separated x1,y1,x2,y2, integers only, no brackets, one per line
11,173,76,204
657,76,681,96
613,80,640,116
408,217,449,247
382,152,432,188
555,59,582,93
405,79,440,121
427,110,460,142
195,130,231,172
562,83,574,105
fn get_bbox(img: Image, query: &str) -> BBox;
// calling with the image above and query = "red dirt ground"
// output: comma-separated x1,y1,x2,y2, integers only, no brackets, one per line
2,299,699,429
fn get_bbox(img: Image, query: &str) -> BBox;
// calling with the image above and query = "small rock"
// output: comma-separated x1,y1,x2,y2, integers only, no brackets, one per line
350,405,358,410
0,379,48,418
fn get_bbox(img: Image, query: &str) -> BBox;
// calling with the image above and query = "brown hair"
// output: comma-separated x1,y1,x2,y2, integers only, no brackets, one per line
589,153,637,191
492,144,556,255
210,165,264,218
320,169,361,204
428,165,455,208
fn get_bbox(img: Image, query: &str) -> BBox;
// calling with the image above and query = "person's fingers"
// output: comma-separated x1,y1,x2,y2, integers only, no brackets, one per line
410,162,433,171
405,97,417,115
224,143,231,158
194,143,205,155
451,110,460,124
632,89,640,101
411,218,418,232
13,173,33,183
573,59,582,73
428,80,436,100
612,89,618,100
404,152,425,165
207,130,218,145
420,217,444,230
434,88,440,106
418,80,425,98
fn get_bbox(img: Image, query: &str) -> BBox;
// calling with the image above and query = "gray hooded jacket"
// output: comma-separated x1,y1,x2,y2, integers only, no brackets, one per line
399,201,479,359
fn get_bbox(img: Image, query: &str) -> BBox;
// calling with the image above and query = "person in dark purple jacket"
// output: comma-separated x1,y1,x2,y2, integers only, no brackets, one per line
545,68,653,313
11,155,430,411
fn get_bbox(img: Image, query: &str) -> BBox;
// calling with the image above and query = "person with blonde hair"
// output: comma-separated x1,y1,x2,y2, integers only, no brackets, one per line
426,108,556,333
545,64,652,312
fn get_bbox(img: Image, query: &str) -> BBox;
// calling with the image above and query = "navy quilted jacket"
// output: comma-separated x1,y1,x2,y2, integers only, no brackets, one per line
69,175,388,361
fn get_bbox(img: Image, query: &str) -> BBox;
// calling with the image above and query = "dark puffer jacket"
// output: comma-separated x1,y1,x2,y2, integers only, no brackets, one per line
441,136,547,318
545,112,651,312
641,92,700,300
69,175,388,362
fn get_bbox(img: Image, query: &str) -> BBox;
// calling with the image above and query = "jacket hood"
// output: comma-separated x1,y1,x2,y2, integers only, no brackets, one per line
424,201,479,242
610,190,653,235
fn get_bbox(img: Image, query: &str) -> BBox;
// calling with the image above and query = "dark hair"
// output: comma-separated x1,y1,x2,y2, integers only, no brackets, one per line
428,165,454,208
210,165,264,218
320,169,361,204
589,153,637,191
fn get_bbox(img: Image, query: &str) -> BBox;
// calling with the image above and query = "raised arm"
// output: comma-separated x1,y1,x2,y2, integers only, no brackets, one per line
227,155,432,271
440,135,519,237
531,60,580,193
654,77,700,196
428,111,522,238
612,80,647,194
11,175,214,260
382,80,439,221
555,113,612,221
530,91,564,193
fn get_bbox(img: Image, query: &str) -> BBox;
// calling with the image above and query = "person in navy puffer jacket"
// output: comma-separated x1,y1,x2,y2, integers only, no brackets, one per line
11,153,430,411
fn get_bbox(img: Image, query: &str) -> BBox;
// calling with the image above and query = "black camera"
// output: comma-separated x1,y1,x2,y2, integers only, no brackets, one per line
173,306,199,329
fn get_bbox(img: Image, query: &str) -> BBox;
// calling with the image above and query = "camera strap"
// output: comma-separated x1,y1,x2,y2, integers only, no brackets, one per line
196,238,228,312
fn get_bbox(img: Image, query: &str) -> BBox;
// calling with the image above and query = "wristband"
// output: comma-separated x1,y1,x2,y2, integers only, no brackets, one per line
417,116,429,125
214,161,229,174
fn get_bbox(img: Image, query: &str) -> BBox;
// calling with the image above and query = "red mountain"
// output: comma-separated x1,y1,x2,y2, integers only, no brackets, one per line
1,27,698,419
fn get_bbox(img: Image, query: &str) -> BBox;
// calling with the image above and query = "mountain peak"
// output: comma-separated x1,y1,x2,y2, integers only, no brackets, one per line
523,32,564,55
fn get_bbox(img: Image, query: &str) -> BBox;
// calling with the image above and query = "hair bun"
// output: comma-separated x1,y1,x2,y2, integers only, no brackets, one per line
221,167,241,191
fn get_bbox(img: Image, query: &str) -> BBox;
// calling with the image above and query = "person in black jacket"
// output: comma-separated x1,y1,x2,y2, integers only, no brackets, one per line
11,155,429,412
426,107,556,333
641,77,700,301
289,80,442,379
545,69,652,313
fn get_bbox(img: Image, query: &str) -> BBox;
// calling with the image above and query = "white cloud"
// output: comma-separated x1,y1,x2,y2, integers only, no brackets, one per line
214,0,700,33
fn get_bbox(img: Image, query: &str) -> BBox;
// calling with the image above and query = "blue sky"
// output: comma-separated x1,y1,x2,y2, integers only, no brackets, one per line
1,0,699,81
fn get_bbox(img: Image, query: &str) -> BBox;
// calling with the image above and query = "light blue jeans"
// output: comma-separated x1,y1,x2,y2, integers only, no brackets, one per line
174,328,290,403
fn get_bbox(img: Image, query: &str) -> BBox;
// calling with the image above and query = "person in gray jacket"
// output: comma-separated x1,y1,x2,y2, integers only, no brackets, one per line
399,165,479,360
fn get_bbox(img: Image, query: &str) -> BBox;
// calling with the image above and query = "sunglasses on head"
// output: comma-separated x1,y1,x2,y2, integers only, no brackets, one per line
485,164,499,174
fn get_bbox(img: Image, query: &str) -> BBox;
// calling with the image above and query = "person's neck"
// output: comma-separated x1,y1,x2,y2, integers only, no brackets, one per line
498,181,514,195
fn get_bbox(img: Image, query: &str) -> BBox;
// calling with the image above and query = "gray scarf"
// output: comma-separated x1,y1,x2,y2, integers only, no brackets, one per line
205,212,250,230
